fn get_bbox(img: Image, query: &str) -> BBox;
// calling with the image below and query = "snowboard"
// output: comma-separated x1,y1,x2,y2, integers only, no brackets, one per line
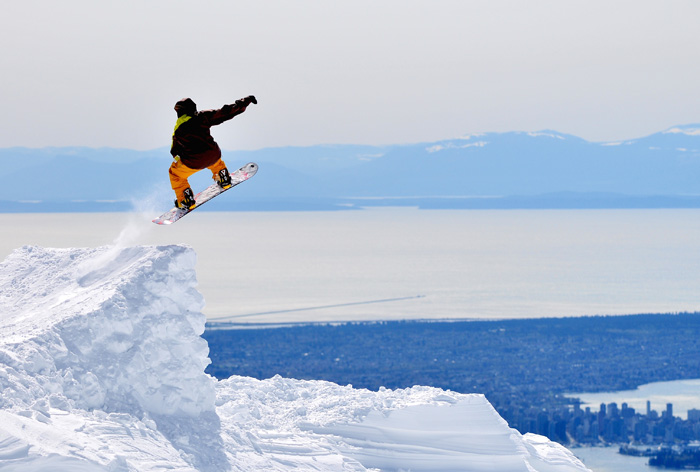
152,162,258,225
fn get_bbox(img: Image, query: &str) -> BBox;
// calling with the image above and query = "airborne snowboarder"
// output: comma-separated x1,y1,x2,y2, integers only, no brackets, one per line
169,95,257,209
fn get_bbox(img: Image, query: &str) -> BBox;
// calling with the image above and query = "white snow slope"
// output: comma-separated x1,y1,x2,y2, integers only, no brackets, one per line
0,244,590,472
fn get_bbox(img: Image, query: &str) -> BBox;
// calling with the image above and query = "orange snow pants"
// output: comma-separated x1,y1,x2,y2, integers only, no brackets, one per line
169,157,227,202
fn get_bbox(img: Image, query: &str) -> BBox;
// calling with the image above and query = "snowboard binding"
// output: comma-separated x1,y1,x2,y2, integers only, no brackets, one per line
216,168,233,189
176,187,196,210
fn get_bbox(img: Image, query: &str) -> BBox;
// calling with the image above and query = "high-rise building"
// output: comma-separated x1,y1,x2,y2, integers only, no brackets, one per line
688,409,700,422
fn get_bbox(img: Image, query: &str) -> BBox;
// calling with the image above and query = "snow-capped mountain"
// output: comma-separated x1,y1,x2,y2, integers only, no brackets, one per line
1,125,700,210
0,244,590,471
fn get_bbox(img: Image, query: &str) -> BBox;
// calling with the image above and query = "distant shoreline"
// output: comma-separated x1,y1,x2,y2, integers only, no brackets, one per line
5,193,700,213
205,311,698,330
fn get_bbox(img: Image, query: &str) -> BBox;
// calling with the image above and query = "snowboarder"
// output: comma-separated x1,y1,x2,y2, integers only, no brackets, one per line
169,95,257,209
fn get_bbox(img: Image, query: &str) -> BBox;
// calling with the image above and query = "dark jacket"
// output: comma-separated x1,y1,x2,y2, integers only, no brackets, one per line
171,102,248,169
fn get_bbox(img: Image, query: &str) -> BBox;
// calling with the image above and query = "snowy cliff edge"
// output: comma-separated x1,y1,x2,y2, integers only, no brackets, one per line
0,245,590,472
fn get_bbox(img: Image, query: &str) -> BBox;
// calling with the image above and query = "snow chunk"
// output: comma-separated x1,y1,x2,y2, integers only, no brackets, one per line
0,245,212,417
0,245,222,471
216,376,589,472
0,245,589,472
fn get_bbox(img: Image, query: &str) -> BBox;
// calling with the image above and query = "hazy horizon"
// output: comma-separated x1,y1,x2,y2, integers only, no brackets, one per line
2,209,699,322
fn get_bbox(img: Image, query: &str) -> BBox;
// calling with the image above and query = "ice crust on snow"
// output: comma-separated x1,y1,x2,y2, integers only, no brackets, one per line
0,244,590,471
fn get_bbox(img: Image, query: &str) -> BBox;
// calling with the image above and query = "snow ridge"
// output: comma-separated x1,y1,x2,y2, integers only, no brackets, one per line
0,245,214,416
663,124,700,136
0,244,590,472
0,245,223,471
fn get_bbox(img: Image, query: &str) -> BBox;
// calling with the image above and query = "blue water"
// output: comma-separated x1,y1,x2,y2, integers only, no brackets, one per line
1,208,700,322
573,447,653,472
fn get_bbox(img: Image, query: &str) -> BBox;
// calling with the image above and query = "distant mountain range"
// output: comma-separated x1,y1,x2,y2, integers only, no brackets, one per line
2,124,700,212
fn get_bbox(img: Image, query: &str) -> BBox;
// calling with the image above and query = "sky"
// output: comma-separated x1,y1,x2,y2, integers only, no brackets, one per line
1,0,699,151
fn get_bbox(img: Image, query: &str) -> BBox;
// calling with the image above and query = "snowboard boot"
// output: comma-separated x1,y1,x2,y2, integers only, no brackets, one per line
216,168,233,190
175,187,196,210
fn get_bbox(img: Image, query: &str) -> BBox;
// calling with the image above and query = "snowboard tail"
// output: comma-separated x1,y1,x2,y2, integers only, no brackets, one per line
152,162,258,225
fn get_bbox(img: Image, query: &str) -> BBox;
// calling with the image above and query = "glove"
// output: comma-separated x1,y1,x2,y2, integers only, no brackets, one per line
235,95,257,107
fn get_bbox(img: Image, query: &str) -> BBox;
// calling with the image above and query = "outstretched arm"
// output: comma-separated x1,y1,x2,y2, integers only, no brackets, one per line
199,95,257,126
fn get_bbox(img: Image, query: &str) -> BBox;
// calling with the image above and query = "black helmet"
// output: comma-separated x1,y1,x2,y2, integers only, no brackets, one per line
174,98,197,116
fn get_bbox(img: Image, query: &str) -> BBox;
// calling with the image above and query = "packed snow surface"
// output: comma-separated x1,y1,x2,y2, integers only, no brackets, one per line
0,244,590,471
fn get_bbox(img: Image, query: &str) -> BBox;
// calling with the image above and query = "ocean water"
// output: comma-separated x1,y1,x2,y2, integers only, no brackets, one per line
1,208,700,323
572,447,653,472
